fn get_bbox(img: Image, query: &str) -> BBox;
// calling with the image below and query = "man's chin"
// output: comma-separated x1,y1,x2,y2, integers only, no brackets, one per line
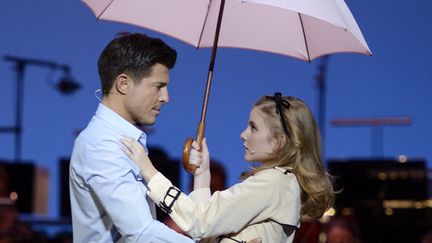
134,115,157,127
136,117,156,125
136,120,155,127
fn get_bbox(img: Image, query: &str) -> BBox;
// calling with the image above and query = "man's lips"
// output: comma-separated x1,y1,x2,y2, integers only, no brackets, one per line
153,107,161,114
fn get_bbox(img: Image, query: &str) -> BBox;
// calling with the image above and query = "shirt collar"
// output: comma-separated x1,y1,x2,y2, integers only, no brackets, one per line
95,103,146,143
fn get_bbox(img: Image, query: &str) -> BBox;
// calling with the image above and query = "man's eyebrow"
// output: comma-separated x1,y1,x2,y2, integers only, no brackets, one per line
154,80,168,86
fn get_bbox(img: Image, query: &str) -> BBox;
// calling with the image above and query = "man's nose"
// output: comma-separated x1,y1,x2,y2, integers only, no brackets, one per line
160,88,169,103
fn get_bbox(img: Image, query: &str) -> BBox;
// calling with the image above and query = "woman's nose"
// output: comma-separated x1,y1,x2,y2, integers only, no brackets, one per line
240,129,247,141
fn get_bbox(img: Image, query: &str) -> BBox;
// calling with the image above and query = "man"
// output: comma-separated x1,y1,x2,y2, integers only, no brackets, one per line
69,32,193,242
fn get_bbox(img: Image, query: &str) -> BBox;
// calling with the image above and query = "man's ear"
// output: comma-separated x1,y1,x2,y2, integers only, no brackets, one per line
114,74,130,95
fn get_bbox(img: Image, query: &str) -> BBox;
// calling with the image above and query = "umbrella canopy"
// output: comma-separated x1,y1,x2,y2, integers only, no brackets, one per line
82,0,371,172
83,0,371,61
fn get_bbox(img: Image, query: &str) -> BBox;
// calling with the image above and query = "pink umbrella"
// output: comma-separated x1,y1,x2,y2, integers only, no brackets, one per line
82,0,371,173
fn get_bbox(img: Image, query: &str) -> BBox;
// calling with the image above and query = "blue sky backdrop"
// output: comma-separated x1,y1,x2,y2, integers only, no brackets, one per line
0,0,431,218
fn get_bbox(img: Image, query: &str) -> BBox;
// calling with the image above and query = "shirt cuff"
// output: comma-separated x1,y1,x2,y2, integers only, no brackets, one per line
147,172,173,204
189,187,211,202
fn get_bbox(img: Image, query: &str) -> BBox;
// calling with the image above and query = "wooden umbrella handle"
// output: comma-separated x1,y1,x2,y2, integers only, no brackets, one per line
182,122,205,174
182,0,225,175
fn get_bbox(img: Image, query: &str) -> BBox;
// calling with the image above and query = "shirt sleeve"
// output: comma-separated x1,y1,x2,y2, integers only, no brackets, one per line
147,170,300,240
84,139,193,243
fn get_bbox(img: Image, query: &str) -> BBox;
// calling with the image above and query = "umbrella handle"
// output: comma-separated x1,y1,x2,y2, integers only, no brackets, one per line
182,122,205,174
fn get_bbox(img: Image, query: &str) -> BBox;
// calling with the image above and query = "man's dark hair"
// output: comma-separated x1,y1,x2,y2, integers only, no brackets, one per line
97,32,177,95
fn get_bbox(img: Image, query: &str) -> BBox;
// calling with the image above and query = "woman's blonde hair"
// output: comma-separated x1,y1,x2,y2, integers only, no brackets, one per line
242,94,334,218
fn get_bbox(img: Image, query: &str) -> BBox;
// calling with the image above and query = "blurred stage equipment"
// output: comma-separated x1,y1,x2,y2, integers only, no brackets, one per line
0,160,50,215
328,158,431,242
59,158,71,218
331,116,412,157
315,55,329,141
0,55,81,161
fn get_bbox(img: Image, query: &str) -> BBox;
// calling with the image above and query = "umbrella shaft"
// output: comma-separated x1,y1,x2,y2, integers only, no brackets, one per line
198,0,226,124
200,70,213,123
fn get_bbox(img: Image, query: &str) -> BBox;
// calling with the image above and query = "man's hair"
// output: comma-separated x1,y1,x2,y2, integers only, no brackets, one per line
97,32,177,95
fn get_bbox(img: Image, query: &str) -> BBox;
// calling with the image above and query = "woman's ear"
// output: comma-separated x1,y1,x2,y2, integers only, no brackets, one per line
114,74,130,95
275,133,287,150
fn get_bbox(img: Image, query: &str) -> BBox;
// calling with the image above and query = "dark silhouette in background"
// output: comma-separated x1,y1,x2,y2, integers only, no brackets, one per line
323,216,362,243
292,158,432,243
0,166,8,198
189,159,228,194
328,159,430,243
0,162,34,214
423,231,432,243
0,201,34,243
0,164,72,243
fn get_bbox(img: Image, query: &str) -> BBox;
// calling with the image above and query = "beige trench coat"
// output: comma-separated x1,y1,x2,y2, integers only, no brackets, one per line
147,167,301,243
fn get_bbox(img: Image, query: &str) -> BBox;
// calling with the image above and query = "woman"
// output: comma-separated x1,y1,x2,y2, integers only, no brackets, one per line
121,93,334,242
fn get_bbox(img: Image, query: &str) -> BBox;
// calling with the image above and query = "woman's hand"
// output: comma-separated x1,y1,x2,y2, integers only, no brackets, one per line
191,138,211,190
120,136,158,182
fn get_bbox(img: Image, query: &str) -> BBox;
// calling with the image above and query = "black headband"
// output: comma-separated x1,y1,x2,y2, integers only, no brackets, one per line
265,92,290,138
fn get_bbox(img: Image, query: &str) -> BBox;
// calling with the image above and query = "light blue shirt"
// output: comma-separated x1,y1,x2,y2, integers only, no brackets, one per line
69,103,193,243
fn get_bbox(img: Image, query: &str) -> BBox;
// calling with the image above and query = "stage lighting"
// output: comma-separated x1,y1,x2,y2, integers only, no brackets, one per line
56,67,81,94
